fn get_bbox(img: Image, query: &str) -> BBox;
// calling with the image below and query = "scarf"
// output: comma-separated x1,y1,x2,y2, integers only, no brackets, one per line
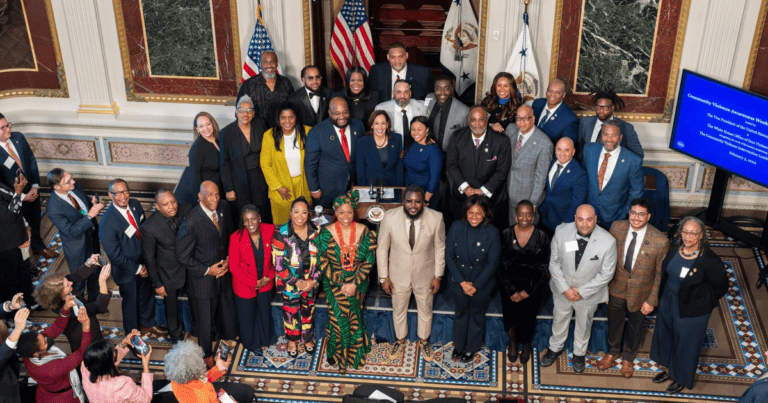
30,346,86,402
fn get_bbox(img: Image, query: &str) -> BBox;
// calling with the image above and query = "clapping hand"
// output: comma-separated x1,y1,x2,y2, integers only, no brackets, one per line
13,308,29,330
98,264,111,284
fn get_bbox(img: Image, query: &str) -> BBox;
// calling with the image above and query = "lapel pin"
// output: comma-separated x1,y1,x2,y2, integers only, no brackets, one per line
621,159,625,163
567,169,571,173
477,242,481,246
330,135,335,140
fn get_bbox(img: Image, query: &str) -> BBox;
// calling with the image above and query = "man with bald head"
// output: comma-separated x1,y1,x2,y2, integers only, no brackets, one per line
505,105,552,225
531,79,579,144
238,50,295,122
177,181,237,363
539,137,587,233
540,204,617,373
305,97,365,208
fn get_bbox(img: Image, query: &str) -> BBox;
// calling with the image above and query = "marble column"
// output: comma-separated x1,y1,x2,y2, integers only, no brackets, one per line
60,0,118,116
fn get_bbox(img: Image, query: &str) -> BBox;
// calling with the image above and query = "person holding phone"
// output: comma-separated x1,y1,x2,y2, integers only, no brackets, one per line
0,171,35,307
80,330,154,403
0,297,29,403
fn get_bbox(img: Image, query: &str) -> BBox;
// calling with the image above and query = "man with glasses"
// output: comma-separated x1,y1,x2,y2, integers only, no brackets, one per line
577,89,643,160
46,168,104,302
99,179,167,337
238,50,295,122
0,113,58,259
597,198,670,378
505,105,553,225
287,65,333,127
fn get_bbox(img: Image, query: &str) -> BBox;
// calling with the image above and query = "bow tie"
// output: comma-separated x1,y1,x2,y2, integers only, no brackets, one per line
576,233,591,242
308,91,318,98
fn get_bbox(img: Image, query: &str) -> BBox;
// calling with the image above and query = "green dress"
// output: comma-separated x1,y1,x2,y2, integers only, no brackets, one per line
315,225,377,370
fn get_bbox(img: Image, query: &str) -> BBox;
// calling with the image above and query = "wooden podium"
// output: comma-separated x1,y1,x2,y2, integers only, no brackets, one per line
352,186,404,223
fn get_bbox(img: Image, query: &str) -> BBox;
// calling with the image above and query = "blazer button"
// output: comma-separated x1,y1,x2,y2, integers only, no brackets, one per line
461,264,465,267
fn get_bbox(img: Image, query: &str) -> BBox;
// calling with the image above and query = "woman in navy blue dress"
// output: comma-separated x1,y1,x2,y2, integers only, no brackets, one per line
356,110,403,187
403,116,442,207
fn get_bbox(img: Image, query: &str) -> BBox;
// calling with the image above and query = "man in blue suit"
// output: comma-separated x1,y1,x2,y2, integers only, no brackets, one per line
305,97,364,208
540,137,587,233
369,42,434,101
0,113,58,258
46,168,104,301
577,89,643,160
531,80,579,145
582,121,644,230
99,178,165,337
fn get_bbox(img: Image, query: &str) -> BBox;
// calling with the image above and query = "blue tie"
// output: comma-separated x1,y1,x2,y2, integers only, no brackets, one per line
539,110,550,128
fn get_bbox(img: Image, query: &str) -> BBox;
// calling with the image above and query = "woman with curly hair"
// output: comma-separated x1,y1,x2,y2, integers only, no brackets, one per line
164,340,254,403
481,72,521,132
314,190,376,373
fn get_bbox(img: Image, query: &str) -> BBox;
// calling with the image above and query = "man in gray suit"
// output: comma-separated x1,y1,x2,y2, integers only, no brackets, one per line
541,204,617,373
505,105,553,225
423,77,469,152
375,80,427,141
577,89,643,160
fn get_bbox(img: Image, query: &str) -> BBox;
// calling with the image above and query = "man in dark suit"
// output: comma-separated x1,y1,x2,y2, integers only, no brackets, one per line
141,189,191,344
176,181,238,362
46,168,104,301
540,137,588,233
305,97,364,208
99,179,165,337
531,79,579,145
369,42,434,101
0,174,34,307
237,51,295,122
446,106,512,229
577,89,644,160
583,121,644,230
0,113,57,258
287,65,333,127
597,198,670,378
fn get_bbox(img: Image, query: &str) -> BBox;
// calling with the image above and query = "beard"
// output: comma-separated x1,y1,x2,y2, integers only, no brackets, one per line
262,71,276,80
404,205,424,219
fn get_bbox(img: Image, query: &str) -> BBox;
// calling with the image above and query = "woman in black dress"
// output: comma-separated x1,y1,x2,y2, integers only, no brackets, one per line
220,95,271,224
337,66,380,129
499,200,550,364
481,72,520,132
189,111,223,195
650,216,729,395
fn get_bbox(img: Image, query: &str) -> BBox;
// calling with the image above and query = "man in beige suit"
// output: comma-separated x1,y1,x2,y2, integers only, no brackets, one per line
598,198,670,377
377,184,446,362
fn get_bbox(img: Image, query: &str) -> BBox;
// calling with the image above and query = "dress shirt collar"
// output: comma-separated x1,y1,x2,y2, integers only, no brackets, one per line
601,145,621,159
392,65,408,81
545,101,563,115
627,223,648,243
471,132,486,146
200,203,217,219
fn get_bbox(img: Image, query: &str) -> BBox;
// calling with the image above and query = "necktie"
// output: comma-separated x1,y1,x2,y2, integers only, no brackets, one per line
409,219,415,249
539,110,550,128
624,231,637,273
434,106,444,147
598,152,611,191
339,128,350,162
3,143,23,172
126,211,141,240
211,212,220,232
474,139,480,149
515,135,523,152
67,193,85,215
168,217,179,234
401,110,409,139
551,164,563,187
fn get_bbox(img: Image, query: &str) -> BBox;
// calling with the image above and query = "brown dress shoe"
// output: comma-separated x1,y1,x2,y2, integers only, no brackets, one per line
620,359,634,378
34,248,59,259
597,353,616,370
140,326,168,337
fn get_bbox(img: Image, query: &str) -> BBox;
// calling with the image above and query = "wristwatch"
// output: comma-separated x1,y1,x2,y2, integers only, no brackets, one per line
379,277,388,284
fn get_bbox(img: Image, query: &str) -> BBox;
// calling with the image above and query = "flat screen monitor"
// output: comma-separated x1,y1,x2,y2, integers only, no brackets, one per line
669,70,768,188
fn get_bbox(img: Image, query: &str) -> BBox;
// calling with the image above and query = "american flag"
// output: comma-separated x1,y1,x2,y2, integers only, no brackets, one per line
241,4,279,82
330,0,375,79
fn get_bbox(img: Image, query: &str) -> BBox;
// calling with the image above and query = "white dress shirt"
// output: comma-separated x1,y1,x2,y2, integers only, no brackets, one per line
392,101,418,137
391,65,408,93
305,87,320,113
624,224,648,270
516,127,534,149
114,204,143,274
405,216,421,241
549,158,572,186
539,101,562,126
333,125,352,154
458,132,492,198
282,130,302,178
597,146,621,187
56,190,86,211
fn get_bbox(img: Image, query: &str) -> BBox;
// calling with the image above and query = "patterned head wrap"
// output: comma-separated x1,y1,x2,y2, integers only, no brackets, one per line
333,190,359,211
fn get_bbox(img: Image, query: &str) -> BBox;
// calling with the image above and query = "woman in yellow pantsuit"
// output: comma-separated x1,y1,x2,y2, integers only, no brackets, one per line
261,102,312,225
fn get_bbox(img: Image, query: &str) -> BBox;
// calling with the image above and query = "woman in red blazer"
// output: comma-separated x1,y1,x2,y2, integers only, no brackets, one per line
229,204,277,352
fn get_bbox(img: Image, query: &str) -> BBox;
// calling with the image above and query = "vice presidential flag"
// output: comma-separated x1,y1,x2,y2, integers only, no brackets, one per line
505,10,540,100
241,4,280,82
440,0,479,96
330,0,375,79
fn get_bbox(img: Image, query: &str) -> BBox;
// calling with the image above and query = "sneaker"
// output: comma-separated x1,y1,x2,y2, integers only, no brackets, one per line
572,354,586,373
540,349,562,367
419,340,434,362
388,339,405,360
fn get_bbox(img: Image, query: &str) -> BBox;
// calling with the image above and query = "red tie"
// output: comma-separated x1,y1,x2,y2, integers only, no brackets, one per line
126,211,141,240
339,128,350,162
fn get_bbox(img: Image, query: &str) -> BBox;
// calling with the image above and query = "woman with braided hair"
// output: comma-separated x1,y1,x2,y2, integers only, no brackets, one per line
314,190,376,373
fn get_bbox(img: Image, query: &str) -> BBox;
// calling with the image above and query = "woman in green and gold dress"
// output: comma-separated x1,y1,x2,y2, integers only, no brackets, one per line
314,190,376,373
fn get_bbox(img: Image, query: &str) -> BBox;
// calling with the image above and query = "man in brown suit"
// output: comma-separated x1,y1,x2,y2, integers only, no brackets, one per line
377,185,446,362
598,198,670,377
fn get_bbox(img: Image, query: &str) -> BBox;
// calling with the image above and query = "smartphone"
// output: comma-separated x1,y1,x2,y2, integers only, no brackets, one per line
218,342,230,360
131,335,150,355
72,297,84,316
217,389,237,403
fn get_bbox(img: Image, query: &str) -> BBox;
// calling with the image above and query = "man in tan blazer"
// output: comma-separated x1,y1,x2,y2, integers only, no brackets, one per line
377,184,446,362
598,198,670,377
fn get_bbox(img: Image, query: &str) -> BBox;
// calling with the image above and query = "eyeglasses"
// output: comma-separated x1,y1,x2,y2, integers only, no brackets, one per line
629,211,648,217
0,123,11,131
681,231,702,237
305,75,322,80
236,108,255,114
595,104,613,111
110,190,130,196
515,116,533,122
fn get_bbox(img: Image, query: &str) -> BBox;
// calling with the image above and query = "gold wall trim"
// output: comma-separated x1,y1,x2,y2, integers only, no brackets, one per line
303,0,312,66
129,94,234,104
475,0,488,104
231,0,242,84
78,101,120,114
549,0,565,83
744,0,768,89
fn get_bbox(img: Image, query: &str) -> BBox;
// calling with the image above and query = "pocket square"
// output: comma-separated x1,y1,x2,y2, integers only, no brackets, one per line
590,256,599,260
486,156,497,161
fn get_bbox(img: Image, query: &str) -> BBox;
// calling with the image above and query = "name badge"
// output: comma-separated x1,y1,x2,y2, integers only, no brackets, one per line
125,225,136,238
565,240,579,252
679,267,690,278
3,156,15,169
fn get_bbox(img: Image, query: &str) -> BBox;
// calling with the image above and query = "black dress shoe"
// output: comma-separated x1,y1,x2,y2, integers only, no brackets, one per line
572,354,585,373
452,348,463,360
519,344,532,364
288,349,298,358
460,351,474,363
653,371,671,383
507,342,518,362
540,349,562,367
666,381,684,395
